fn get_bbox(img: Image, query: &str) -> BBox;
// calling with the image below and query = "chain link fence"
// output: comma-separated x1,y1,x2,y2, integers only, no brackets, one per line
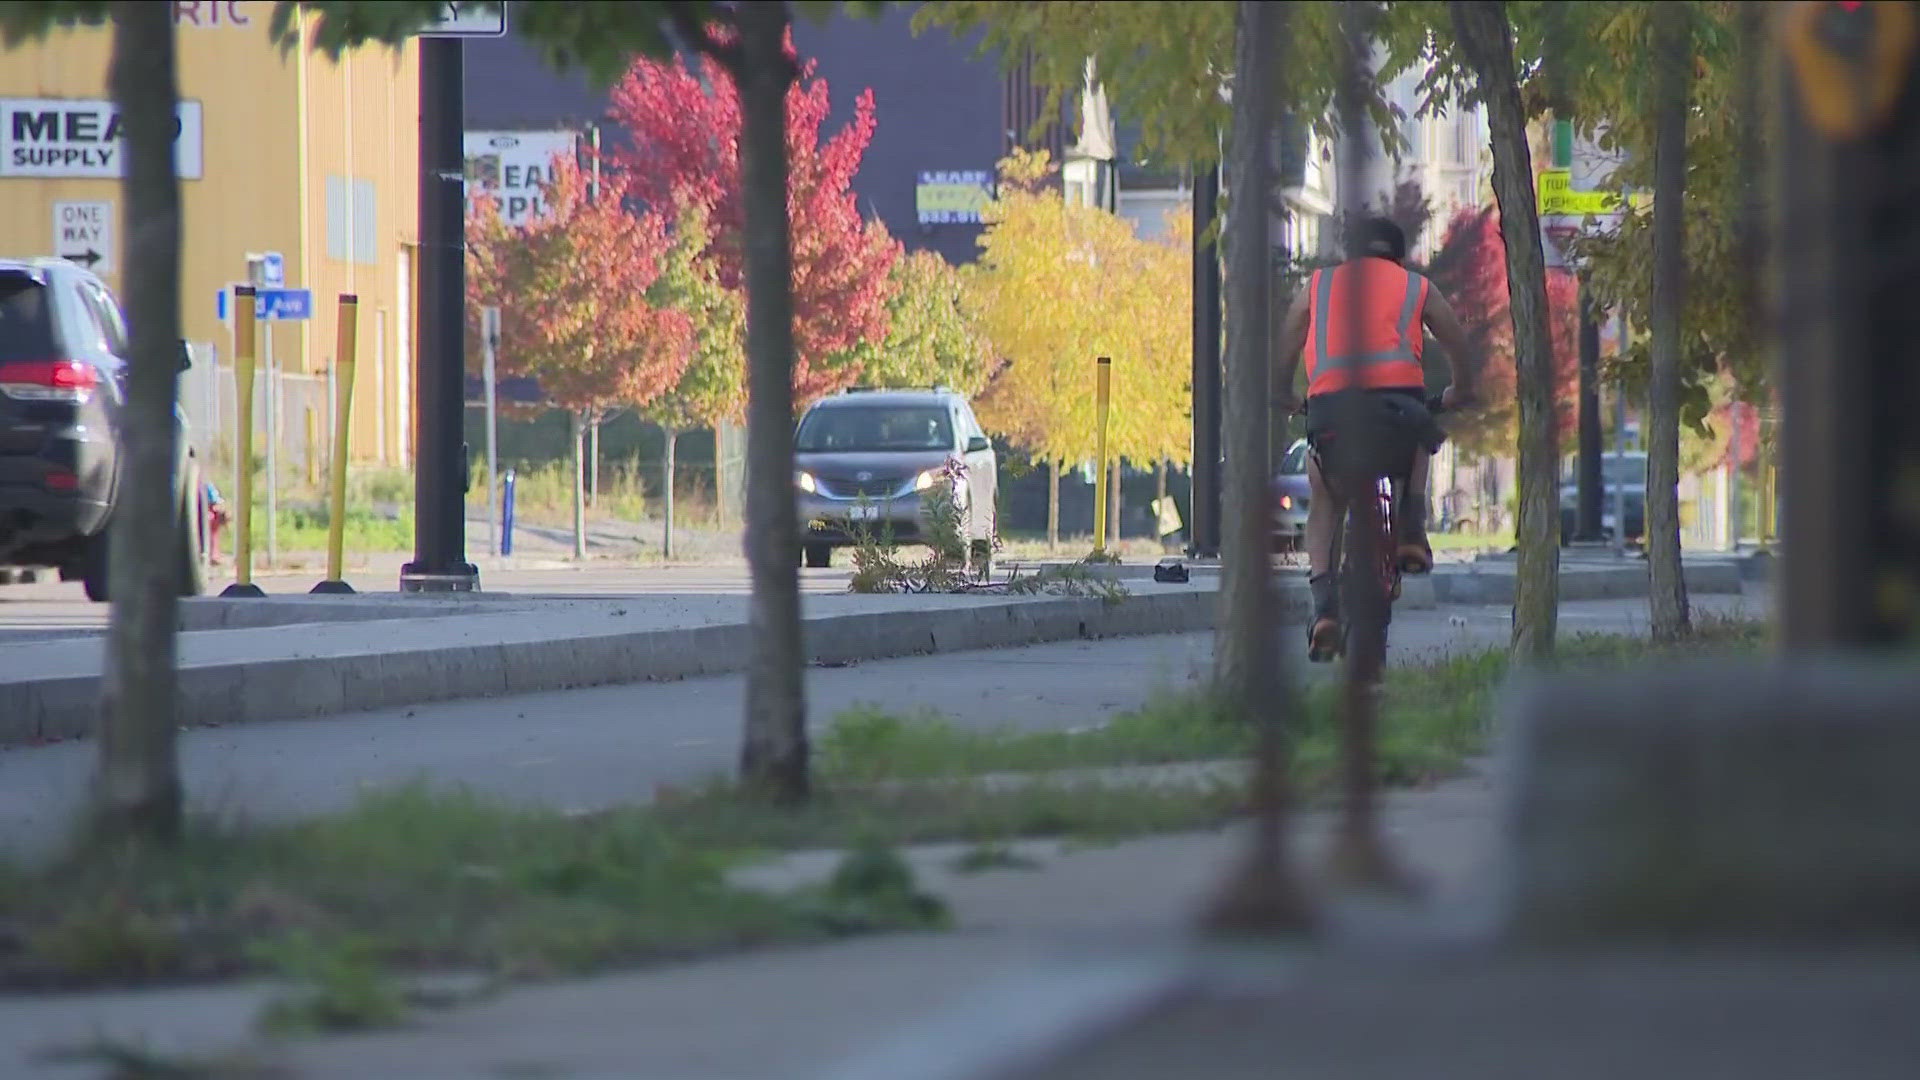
177,342,332,496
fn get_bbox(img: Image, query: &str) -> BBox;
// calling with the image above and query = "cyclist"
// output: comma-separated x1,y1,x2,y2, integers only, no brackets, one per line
1273,216,1477,662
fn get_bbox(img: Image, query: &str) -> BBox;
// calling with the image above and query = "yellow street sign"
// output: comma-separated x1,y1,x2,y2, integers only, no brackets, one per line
1537,169,1628,217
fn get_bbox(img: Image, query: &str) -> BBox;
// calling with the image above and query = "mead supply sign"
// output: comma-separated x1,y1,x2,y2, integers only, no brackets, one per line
464,130,578,227
1,98,205,179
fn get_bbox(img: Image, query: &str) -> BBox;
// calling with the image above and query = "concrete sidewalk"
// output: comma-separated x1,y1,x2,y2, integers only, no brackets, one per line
0,760,1501,1080
0,590,1781,1079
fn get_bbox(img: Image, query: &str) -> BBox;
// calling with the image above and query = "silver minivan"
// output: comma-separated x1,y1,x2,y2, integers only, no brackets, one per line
792,387,997,569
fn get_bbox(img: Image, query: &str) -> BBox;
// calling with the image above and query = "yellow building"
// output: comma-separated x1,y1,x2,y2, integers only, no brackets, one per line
0,1,420,469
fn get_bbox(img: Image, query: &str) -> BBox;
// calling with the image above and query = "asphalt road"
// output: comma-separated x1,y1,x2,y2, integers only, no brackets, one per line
0,588,1766,859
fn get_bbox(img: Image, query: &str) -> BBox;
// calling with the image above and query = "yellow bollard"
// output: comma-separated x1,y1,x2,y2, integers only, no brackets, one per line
222,285,264,597
1093,356,1112,555
314,295,359,593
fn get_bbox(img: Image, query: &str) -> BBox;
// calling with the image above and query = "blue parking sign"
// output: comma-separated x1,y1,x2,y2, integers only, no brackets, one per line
257,288,312,321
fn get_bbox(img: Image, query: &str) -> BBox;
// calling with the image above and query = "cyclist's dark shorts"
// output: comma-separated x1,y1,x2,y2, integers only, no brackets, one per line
1304,388,1445,484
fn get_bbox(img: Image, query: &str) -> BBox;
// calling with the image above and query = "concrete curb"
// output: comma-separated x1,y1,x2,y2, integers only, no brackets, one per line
3,585,1266,748
1433,560,1743,606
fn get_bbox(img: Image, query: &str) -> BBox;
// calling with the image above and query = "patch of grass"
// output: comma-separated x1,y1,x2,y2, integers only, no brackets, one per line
647,774,1243,852
251,931,412,1035
0,784,960,992
0,775,1215,992
816,619,1771,791
476,458,651,531
800,836,951,932
245,506,414,554
950,841,1044,875
817,703,1244,784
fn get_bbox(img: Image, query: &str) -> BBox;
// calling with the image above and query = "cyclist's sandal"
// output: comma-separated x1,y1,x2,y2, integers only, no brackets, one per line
1396,542,1434,575
1307,617,1344,663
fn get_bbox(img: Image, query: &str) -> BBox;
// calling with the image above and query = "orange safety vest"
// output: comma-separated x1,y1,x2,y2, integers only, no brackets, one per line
1303,258,1430,397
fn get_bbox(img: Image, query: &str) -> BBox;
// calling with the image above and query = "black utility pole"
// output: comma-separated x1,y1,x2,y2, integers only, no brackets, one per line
1775,1,1920,646
401,36,479,593
1575,288,1605,540
1189,163,1223,558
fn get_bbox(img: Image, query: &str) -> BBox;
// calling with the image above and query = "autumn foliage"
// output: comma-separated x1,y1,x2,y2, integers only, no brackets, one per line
1424,205,1581,455
466,152,691,421
608,28,898,405
968,150,1191,469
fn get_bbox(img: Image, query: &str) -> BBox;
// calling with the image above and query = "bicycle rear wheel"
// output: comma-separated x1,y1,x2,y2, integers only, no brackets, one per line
1339,492,1393,684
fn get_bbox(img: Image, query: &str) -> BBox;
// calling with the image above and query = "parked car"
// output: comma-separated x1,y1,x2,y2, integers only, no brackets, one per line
0,258,204,601
1271,437,1311,553
1560,450,1647,542
792,387,997,569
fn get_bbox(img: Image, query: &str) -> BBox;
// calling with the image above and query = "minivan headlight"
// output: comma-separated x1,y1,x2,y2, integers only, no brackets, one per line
914,469,939,491
796,471,817,494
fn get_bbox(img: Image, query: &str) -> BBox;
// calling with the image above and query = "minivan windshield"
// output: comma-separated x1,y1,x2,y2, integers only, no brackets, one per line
796,404,953,453
0,274,58,363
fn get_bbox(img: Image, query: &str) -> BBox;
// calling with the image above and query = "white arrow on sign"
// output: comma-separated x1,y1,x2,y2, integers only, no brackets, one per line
53,200,113,274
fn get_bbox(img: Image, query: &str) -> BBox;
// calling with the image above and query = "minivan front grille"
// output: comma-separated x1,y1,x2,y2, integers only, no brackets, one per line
818,477,911,500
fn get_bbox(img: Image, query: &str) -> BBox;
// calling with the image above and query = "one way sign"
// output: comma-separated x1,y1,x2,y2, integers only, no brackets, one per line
53,201,114,274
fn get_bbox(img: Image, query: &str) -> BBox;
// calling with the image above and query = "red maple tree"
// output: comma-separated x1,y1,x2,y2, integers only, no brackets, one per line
607,27,898,404
1424,206,1581,454
467,152,692,421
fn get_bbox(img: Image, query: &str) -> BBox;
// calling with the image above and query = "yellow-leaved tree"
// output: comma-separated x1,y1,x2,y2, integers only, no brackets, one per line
968,150,1191,548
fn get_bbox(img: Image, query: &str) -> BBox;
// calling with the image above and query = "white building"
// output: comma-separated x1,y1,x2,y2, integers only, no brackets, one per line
1343,56,1490,263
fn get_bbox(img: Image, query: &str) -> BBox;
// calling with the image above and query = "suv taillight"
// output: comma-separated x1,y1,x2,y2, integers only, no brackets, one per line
0,359,97,402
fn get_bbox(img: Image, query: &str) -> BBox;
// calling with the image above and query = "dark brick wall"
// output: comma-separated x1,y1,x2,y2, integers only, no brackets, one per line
792,5,1008,264
462,4,1014,266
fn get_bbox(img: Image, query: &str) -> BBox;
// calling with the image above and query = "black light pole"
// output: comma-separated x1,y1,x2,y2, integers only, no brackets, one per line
401,35,479,593
1190,162,1223,558
1575,286,1604,541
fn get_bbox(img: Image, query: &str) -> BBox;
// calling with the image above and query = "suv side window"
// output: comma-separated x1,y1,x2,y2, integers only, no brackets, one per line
62,281,113,358
959,403,987,445
84,284,130,357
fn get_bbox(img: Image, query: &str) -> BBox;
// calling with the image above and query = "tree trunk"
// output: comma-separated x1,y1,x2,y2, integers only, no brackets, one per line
1156,460,1169,550
662,427,678,561
587,415,600,509
1450,0,1560,661
571,409,587,560
726,2,809,804
713,425,728,532
1200,0,1311,935
1047,459,1060,552
1646,0,1693,641
94,0,184,843
1210,6,1282,716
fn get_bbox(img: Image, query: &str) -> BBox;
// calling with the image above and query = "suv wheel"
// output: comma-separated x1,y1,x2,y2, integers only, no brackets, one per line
803,543,833,569
80,528,110,602
80,472,207,603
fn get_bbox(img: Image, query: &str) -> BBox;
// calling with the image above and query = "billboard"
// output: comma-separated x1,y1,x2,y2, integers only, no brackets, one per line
1,98,204,179
464,129,579,227
915,169,993,225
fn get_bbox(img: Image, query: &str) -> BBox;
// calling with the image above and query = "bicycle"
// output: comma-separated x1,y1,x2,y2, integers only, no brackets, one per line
1291,394,1450,676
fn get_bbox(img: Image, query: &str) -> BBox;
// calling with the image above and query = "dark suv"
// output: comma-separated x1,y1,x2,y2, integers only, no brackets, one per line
0,258,203,601
793,387,998,569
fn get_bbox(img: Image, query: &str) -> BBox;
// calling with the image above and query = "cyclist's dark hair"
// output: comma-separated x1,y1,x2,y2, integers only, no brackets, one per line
1348,215,1408,263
